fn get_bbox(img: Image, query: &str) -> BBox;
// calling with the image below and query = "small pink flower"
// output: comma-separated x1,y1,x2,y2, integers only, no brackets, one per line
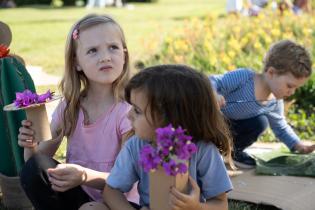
72,29,79,40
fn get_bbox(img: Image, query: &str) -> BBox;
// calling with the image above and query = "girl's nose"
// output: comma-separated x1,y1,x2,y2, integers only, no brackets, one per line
127,109,133,121
100,51,111,63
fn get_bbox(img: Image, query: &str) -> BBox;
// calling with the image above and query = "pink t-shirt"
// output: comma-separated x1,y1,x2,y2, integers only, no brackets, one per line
51,100,138,202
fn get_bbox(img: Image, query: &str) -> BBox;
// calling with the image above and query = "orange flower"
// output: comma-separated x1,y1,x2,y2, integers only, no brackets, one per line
0,44,10,58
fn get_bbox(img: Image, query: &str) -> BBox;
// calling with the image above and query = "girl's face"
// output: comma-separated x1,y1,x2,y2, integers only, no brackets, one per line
75,23,125,86
127,89,157,141
266,69,308,99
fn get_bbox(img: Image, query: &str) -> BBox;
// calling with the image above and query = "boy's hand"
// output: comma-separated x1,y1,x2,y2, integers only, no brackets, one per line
170,176,201,210
47,163,87,192
216,94,226,108
293,142,315,154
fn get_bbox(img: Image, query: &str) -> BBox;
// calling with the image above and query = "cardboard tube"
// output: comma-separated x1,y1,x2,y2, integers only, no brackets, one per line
25,104,52,142
149,165,189,210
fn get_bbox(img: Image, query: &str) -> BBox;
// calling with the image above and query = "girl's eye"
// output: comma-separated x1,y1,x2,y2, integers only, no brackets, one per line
87,48,97,54
133,107,141,115
109,45,119,50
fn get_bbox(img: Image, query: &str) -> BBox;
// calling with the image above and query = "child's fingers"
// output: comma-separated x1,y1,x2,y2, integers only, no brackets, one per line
169,191,185,208
51,183,69,192
21,120,32,127
49,176,68,188
19,126,34,136
17,138,37,148
170,187,188,202
47,164,69,177
189,176,200,194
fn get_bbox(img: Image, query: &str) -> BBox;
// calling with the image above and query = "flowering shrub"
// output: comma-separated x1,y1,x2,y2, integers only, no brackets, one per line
14,89,54,108
139,124,197,176
144,10,314,74
142,9,315,141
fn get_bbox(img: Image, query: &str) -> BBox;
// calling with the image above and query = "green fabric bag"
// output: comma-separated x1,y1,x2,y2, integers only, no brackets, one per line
0,57,36,176
255,150,315,177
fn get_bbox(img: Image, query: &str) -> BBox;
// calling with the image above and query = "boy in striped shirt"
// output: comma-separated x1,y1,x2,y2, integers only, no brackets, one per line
210,40,315,168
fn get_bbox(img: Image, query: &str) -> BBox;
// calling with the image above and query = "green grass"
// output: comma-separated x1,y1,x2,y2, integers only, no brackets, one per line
0,0,225,76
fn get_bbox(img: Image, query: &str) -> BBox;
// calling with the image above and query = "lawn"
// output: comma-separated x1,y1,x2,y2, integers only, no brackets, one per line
0,0,225,76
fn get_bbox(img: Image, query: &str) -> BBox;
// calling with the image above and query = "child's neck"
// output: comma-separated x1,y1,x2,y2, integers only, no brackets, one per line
254,73,274,102
86,83,114,104
81,84,115,124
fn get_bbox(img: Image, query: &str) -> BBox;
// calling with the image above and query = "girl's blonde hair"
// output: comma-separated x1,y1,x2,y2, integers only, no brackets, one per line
125,64,234,167
60,14,130,137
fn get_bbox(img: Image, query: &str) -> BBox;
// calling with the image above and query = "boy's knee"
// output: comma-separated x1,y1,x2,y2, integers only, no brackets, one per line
255,115,268,134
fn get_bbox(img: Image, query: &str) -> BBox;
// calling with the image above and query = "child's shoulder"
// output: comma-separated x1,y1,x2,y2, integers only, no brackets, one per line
195,141,220,157
231,67,255,76
124,135,147,151
116,100,131,110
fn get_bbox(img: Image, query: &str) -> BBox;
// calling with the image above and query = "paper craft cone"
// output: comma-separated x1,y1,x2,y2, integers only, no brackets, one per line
25,104,51,142
3,95,61,142
149,165,189,210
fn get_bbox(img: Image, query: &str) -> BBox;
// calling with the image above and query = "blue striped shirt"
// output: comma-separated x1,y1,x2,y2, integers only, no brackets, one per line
209,68,299,149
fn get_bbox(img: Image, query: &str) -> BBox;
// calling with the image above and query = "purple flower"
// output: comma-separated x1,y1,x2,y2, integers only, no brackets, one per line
139,145,161,172
162,159,177,176
13,89,54,108
139,124,197,176
177,163,188,174
14,90,37,107
37,90,53,103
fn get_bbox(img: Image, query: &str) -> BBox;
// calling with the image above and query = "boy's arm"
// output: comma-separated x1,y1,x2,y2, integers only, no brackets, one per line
209,69,251,95
267,101,315,153
293,142,315,154
103,184,136,210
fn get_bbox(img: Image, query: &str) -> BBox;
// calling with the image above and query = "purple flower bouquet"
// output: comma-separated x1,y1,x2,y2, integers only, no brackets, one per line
139,124,197,176
140,124,197,210
3,89,61,142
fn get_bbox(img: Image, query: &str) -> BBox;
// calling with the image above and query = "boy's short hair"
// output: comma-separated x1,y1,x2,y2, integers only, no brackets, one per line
263,40,312,78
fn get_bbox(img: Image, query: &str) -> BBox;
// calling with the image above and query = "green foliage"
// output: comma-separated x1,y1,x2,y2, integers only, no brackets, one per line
290,73,315,114
228,200,280,210
287,107,315,141
143,10,314,75
143,8,315,142
15,0,51,6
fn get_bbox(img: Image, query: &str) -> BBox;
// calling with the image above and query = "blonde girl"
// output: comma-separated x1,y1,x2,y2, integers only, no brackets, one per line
18,14,137,210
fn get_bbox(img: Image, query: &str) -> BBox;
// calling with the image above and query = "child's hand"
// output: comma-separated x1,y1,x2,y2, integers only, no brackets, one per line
170,176,201,210
293,142,315,154
216,94,226,108
47,163,87,192
18,120,37,148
